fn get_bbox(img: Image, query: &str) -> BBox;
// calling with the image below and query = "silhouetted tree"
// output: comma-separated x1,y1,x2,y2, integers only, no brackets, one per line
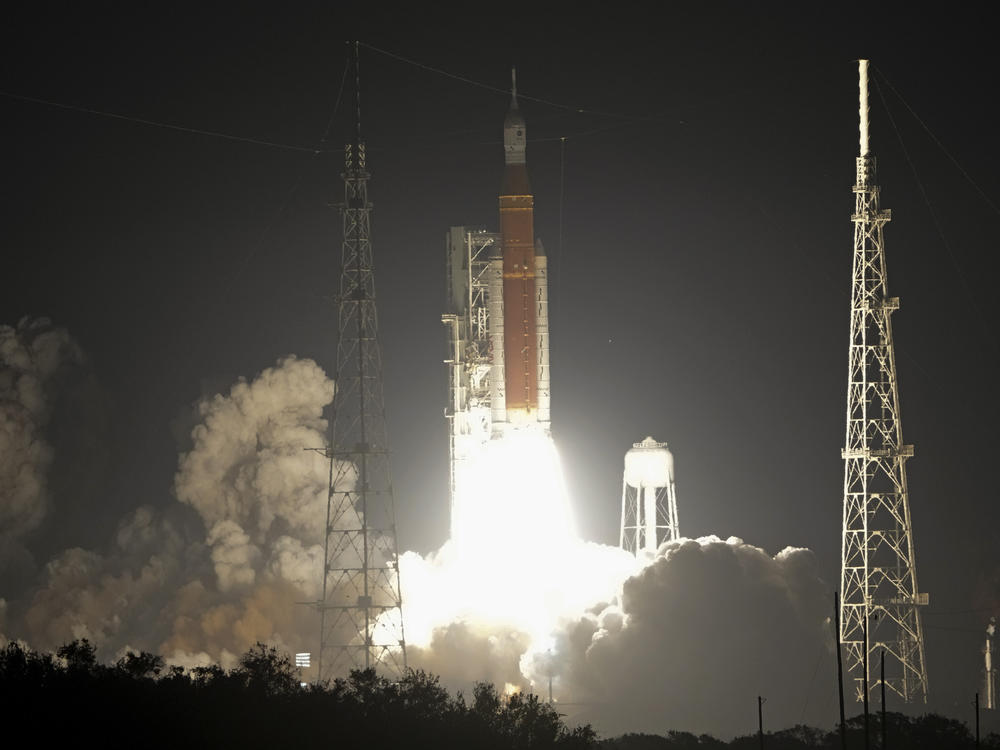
56,638,97,672
115,650,164,679
5,640,993,749
232,641,299,695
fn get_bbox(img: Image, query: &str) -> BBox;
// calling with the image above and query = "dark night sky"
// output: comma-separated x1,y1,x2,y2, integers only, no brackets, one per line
3,3,999,719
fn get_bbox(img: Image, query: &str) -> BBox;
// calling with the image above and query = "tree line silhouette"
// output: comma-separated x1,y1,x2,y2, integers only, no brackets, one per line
0,640,994,749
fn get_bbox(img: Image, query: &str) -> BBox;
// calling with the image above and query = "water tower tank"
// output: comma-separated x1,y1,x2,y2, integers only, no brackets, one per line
620,436,679,555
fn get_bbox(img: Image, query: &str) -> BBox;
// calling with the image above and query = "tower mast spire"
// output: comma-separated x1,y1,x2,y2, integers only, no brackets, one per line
318,41,407,681
353,40,362,150
839,59,928,705
859,58,870,158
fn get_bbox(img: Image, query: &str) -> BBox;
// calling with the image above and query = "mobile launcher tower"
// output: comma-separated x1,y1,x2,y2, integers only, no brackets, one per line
442,70,550,533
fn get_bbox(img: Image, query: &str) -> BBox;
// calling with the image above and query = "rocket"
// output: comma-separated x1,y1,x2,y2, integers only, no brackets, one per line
490,69,550,435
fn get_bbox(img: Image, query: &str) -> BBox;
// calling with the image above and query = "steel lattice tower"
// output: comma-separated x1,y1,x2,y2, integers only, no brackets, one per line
318,45,406,681
839,59,927,704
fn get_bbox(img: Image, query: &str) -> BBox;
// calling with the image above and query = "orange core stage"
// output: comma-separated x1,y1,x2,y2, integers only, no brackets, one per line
500,187,537,415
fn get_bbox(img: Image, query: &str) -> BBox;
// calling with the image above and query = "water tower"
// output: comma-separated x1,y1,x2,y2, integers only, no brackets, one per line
619,436,679,555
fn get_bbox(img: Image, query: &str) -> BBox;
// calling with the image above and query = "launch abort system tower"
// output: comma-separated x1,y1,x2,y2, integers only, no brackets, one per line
318,47,406,681
839,59,928,704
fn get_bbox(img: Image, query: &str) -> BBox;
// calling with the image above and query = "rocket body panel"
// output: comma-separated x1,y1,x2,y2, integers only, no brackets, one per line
488,255,507,427
500,191,538,418
535,250,550,429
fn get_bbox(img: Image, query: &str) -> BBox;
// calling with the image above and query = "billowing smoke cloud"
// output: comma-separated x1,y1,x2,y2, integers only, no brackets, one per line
1,321,836,738
402,536,832,738
410,620,533,692
541,537,832,738
0,318,82,540
174,358,332,546
1,350,334,665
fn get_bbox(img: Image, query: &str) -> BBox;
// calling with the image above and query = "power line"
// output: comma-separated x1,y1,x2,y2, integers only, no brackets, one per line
923,607,1000,617
873,66,1000,220
0,89,333,153
873,76,997,355
216,54,351,313
358,41,635,119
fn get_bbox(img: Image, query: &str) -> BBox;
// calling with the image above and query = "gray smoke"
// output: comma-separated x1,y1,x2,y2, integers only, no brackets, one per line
408,536,833,740
0,318,82,540
1,350,335,665
0,321,838,739
535,537,832,738
409,622,534,693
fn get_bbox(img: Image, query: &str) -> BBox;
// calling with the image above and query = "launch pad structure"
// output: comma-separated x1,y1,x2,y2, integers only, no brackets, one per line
443,228,497,535
838,59,928,704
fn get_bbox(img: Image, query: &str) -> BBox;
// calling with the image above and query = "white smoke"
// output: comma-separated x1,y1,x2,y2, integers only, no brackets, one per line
394,427,833,740
2,351,337,667
542,537,832,738
0,318,82,539
174,356,333,544
1,320,836,739
205,520,260,592
398,535,832,737
267,536,324,601
402,535,832,739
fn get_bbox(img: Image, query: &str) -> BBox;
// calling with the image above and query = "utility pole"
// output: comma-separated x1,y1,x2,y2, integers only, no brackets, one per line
758,695,765,750
863,615,870,750
976,692,981,749
839,58,928,706
881,649,887,749
548,648,553,704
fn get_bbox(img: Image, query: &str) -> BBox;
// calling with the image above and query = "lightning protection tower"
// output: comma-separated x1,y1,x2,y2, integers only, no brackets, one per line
318,44,406,681
619,436,679,555
839,59,927,704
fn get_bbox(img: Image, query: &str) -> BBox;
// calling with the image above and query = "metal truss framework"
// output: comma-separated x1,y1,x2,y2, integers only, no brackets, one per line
620,481,679,555
442,229,498,535
839,74,927,702
318,138,406,682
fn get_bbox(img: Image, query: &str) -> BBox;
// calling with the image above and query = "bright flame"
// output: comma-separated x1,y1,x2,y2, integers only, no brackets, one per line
452,430,575,569
393,429,639,690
